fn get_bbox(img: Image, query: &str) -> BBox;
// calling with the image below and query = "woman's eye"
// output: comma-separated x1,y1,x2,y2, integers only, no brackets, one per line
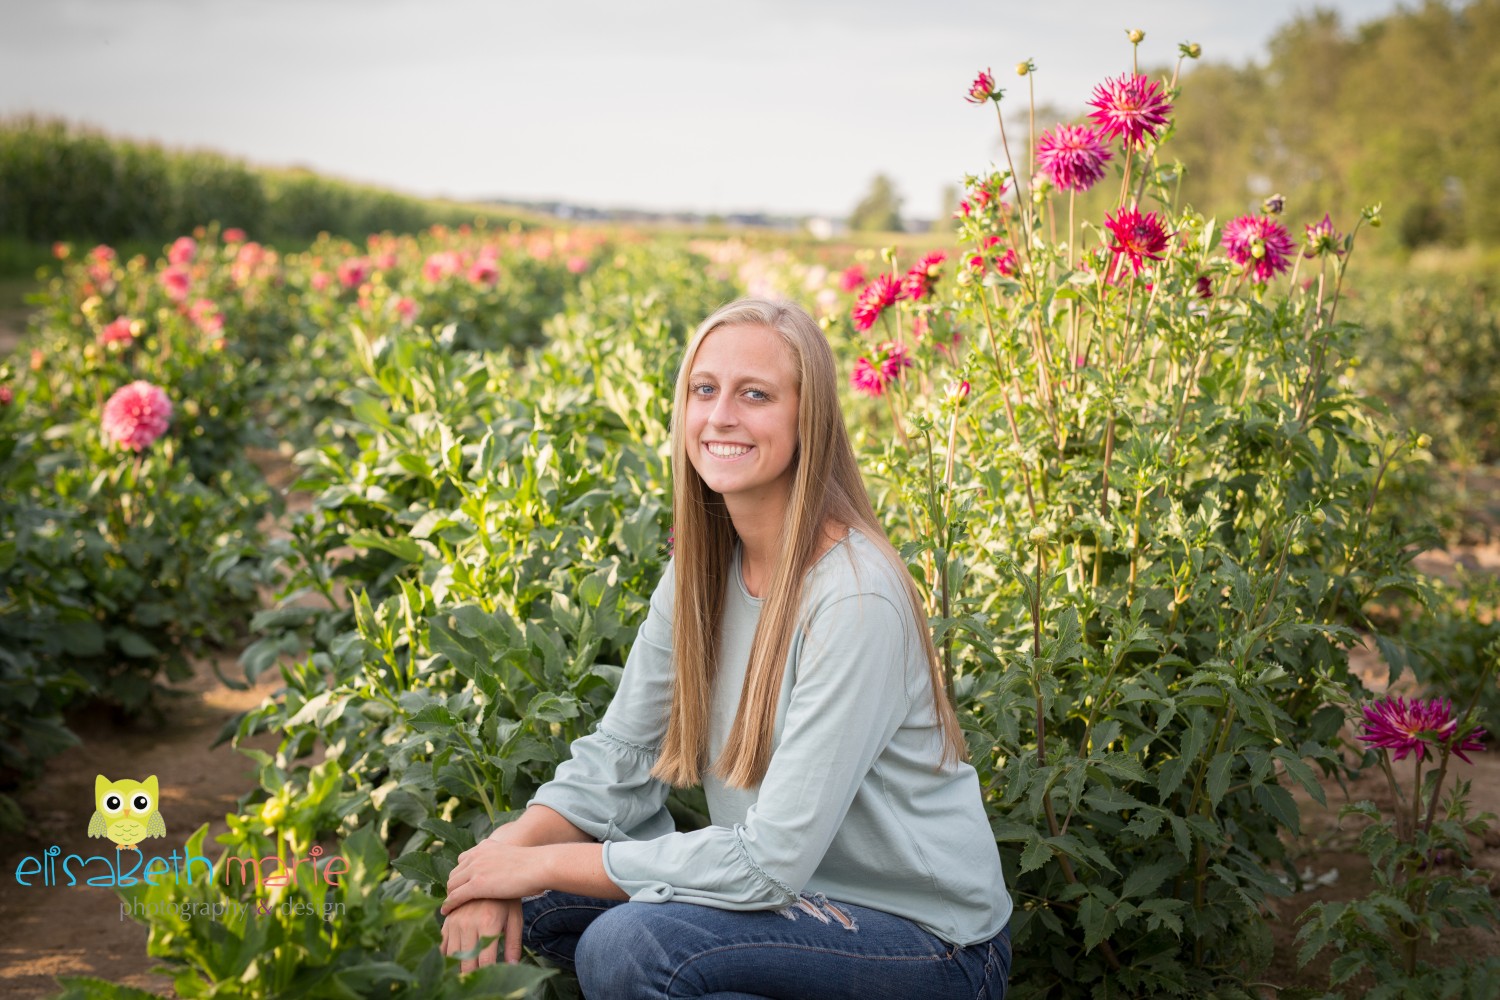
745,389,768,401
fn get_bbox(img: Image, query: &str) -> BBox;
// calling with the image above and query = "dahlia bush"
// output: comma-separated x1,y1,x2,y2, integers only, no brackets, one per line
827,32,1450,997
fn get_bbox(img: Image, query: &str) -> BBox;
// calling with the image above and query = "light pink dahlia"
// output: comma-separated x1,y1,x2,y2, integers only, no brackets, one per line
1222,214,1296,282
1035,124,1112,193
102,381,173,452
1359,696,1486,764
1087,73,1172,149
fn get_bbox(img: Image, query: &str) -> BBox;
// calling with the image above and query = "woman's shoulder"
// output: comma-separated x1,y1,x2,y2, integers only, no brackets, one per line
805,524,911,609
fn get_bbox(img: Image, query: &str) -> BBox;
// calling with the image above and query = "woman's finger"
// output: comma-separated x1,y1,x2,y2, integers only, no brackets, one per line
459,924,477,975
504,902,524,964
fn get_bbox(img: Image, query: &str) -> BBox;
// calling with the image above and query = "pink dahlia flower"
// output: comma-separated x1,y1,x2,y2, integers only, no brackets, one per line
168,236,198,265
851,273,902,332
189,298,224,336
966,69,998,104
1087,73,1172,149
877,341,913,383
1105,208,1170,275
222,228,247,244
337,258,371,289
566,255,590,274
1222,214,1296,282
160,265,191,302
468,258,499,285
839,265,867,293
102,381,173,452
1359,696,1486,764
99,317,137,345
1035,124,1113,193
393,296,419,324
0,384,12,406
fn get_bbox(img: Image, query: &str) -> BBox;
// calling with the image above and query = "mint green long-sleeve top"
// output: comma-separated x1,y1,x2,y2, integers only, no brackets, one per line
526,526,1012,947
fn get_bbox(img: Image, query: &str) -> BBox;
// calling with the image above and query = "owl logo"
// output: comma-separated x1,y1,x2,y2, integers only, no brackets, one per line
88,775,166,851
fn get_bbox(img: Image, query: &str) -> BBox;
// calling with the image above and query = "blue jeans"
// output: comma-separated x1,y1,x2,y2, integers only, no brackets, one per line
521,888,1011,999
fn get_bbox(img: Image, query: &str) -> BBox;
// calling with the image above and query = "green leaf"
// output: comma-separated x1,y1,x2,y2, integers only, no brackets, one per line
1120,858,1180,899
1206,751,1233,808
347,531,423,563
1018,837,1051,874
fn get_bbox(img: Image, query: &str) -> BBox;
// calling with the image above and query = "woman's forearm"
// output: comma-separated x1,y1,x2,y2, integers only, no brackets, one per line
490,804,598,847
541,842,630,900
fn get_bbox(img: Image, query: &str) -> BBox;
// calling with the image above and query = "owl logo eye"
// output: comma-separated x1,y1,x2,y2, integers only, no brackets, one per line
132,793,152,813
104,794,124,813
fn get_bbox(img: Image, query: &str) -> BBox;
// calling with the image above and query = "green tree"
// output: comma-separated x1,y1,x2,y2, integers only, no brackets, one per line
849,173,904,232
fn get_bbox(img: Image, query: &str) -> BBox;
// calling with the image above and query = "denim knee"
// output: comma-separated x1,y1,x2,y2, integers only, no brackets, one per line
574,903,672,999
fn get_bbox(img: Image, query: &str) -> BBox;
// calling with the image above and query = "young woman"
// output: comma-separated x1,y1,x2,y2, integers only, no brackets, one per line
440,298,1012,998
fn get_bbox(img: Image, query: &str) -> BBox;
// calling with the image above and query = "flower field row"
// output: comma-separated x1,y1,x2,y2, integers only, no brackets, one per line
4,34,1498,1000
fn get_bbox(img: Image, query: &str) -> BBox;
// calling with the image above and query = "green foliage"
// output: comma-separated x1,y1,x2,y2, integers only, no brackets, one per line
1344,270,1500,465
0,117,537,249
91,823,556,998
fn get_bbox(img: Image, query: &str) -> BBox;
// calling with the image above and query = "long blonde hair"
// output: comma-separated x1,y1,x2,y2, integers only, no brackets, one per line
650,298,967,790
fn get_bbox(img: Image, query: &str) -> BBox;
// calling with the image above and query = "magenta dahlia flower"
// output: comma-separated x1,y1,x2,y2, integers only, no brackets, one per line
877,341,913,382
1104,207,1170,275
102,381,173,452
966,69,998,104
1035,124,1113,193
1087,73,1172,149
851,273,902,332
1359,696,1486,763
850,357,886,397
900,252,947,301
1222,214,1296,282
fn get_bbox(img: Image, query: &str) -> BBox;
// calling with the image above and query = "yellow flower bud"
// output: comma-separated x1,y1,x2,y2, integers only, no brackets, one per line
1416,433,1432,449
1128,28,1145,44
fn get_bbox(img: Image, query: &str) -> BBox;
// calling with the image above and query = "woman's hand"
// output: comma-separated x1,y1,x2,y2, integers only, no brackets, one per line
440,897,524,971
442,839,547,916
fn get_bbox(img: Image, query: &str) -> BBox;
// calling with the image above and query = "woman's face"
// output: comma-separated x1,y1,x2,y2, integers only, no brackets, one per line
685,323,801,510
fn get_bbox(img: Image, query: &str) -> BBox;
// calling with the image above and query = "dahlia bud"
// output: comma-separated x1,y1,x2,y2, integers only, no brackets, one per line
1262,193,1285,215
966,68,1000,104
1310,509,1326,526
1180,42,1202,59
1127,28,1146,44
1290,541,1307,556
1028,525,1050,544
1015,61,1032,77
1416,433,1432,449
948,379,971,405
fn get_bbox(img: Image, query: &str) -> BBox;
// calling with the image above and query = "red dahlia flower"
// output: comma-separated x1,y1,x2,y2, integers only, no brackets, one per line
851,273,902,332
1087,73,1172,149
1222,214,1296,282
1359,696,1486,764
1104,208,1170,275
1035,124,1113,193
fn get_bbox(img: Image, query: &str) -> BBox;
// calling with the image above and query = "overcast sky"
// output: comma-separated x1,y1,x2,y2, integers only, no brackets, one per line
1,0,1408,218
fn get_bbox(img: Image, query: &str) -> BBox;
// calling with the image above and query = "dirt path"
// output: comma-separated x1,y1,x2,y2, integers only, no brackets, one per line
0,657,285,998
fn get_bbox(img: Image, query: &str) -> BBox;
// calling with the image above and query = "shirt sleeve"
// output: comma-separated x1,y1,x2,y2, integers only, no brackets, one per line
601,590,913,908
524,560,678,843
